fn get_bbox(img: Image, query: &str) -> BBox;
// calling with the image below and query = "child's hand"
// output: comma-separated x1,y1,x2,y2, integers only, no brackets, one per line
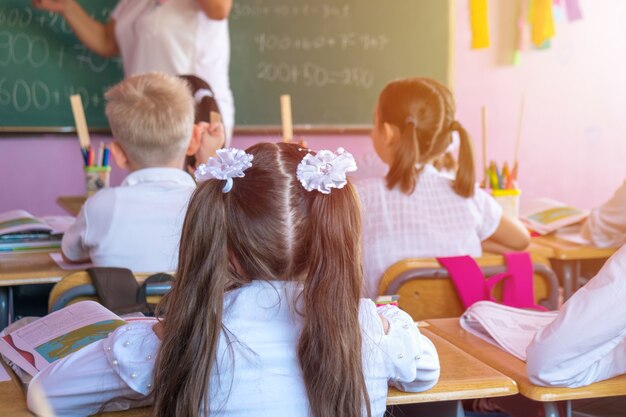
152,322,164,340
194,121,225,165
379,314,390,334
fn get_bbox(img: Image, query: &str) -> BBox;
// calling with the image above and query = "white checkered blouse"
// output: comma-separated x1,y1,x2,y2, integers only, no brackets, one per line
356,164,502,298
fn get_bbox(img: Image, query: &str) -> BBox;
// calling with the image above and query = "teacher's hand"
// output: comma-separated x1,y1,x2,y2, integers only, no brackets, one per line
32,0,70,13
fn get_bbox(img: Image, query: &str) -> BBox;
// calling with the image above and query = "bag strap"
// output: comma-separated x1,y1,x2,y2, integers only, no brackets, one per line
500,252,548,311
436,256,489,308
86,267,150,315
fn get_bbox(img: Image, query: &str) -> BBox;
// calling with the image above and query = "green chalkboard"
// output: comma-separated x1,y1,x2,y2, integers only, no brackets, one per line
0,0,123,132
0,0,451,131
229,0,452,128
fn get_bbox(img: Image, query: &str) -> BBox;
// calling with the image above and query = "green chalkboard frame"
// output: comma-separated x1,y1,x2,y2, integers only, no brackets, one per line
0,0,454,134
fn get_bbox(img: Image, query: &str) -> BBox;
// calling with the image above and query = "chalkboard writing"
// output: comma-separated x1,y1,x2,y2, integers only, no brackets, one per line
0,0,451,131
229,0,451,127
0,0,123,131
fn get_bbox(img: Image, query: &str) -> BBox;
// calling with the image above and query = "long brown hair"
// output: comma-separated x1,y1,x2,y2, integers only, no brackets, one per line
377,77,476,197
152,142,370,417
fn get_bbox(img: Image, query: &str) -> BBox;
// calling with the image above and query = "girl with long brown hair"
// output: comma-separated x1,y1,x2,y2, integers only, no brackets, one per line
358,78,530,297
28,142,440,417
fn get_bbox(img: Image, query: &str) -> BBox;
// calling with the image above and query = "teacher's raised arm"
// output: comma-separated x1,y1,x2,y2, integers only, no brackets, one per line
32,0,119,57
195,0,233,20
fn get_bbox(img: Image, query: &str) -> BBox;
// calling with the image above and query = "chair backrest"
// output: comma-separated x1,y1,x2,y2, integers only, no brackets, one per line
48,271,173,313
378,253,559,321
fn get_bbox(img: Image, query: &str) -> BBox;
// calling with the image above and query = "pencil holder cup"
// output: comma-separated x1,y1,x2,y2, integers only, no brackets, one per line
84,166,111,196
491,189,521,218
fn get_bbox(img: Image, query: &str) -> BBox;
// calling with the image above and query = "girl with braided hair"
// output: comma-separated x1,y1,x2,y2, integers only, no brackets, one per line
358,78,530,297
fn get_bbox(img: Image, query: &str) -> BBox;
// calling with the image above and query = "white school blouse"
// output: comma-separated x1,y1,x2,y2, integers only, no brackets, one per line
27,281,440,417
356,165,502,298
61,168,195,272
526,244,626,387
111,0,234,142
580,180,626,248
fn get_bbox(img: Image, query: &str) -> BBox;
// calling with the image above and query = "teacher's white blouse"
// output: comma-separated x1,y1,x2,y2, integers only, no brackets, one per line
112,0,234,142
28,281,440,417
527,244,626,387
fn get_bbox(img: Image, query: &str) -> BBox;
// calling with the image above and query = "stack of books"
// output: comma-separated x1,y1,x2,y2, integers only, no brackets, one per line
0,210,73,252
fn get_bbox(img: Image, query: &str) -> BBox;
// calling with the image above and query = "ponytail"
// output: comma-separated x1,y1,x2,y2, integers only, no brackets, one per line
153,181,232,417
297,183,371,417
450,121,476,198
385,122,420,194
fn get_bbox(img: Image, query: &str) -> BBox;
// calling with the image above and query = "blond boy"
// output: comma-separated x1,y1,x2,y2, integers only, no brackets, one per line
62,72,223,272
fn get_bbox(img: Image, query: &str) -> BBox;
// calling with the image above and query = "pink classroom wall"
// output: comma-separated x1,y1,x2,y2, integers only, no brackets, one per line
1,0,625,215
453,0,626,211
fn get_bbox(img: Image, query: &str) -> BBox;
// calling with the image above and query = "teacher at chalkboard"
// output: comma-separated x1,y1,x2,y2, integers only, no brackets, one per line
33,0,235,143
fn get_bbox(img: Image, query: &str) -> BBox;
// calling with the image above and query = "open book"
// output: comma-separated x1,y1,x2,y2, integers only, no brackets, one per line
460,301,558,361
0,301,127,377
521,198,589,235
0,210,74,251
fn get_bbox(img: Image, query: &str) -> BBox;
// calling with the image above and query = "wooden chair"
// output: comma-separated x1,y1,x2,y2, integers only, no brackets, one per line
48,271,173,313
378,254,560,321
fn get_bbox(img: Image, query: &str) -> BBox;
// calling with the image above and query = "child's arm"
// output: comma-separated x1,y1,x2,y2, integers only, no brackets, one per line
188,122,225,174
581,180,626,248
526,245,626,387
482,215,531,253
28,322,158,416
375,304,440,392
61,209,91,264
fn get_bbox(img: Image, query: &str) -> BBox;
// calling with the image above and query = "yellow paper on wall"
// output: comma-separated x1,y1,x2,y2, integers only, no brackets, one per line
531,0,555,47
470,0,490,49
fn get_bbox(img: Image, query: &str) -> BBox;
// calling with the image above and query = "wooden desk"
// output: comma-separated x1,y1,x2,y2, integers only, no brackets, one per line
0,250,66,286
2,328,516,417
427,318,626,417
532,235,618,299
387,328,517,405
56,195,86,217
1,361,150,417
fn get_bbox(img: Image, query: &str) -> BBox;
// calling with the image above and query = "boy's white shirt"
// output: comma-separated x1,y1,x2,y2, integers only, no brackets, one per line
357,164,502,298
526,243,626,387
61,167,195,273
28,281,440,417
581,180,626,248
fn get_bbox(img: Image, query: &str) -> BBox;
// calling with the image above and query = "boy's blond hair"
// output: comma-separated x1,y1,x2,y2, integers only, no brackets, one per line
105,72,195,167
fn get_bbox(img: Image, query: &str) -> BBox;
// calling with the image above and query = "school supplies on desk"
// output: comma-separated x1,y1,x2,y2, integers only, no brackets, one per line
0,211,73,251
375,295,399,307
0,210,72,236
49,252,93,271
70,95,111,195
521,198,589,235
0,301,127,378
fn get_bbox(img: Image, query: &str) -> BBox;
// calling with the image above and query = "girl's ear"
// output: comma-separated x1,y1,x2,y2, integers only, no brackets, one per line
110,141,130,170
186,124,202,156
382,122,400,147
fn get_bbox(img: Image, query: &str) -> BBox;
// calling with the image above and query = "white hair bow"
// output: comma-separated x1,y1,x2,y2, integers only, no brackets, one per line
194,148,253,193
296,147,357,194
